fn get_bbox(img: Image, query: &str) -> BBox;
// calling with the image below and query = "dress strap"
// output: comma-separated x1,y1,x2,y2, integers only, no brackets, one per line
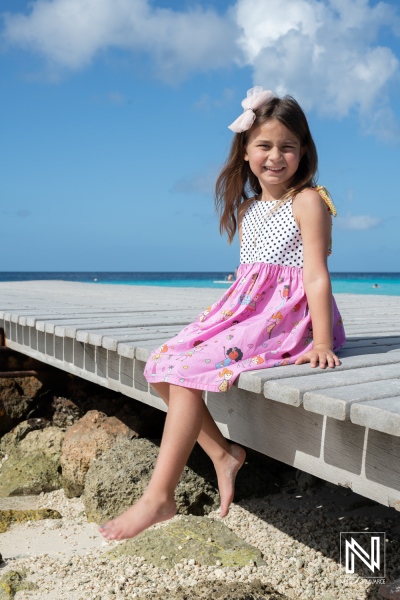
314,185,337,217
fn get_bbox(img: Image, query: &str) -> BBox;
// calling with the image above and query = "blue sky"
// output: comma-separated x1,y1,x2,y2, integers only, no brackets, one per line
1,0,400,272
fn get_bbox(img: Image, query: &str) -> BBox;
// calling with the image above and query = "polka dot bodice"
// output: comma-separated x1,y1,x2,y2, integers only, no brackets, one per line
240,198,303,268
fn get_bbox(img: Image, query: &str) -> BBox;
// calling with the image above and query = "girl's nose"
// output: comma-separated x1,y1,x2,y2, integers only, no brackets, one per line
269,146,281,160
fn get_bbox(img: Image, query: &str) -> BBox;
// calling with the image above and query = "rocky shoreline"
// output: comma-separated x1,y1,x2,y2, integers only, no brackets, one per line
1,349,399,599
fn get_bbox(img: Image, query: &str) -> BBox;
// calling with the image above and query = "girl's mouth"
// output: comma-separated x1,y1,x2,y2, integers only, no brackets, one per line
264,166,285,173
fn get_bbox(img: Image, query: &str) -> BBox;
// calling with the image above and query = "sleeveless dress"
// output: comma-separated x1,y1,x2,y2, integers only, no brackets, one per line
143,188,346,393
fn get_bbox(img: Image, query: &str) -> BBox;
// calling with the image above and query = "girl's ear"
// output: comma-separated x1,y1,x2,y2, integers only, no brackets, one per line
244,150,249,161
300,145,308,158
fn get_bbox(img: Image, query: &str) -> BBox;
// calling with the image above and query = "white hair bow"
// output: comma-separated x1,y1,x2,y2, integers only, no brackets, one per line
228,86,275,133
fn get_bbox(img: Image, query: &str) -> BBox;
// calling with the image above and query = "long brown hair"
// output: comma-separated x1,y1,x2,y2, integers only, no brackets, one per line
215,95,318,243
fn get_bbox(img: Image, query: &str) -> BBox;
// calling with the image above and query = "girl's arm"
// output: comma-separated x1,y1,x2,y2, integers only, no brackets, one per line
292,189,340,369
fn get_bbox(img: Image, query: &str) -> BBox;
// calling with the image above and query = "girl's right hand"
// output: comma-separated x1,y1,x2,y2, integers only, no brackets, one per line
295,345,340,369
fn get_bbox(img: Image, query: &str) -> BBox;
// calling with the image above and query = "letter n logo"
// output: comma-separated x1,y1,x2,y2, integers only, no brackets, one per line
340,532,385,579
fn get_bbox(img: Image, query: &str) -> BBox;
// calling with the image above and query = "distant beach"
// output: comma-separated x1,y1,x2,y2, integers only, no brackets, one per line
1,271,400,295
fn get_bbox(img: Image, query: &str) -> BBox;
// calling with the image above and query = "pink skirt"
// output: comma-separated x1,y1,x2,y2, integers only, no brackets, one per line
143,262,346,393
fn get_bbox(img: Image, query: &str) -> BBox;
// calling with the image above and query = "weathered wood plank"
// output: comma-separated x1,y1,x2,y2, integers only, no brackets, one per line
264,363,400,406
73,326,182,349
343,336,400,347
303,379,400,420
238,349,400,394
351,396,400,436
47,312,196,336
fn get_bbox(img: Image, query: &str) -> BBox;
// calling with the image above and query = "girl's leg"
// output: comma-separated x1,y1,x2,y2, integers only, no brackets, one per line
150,382,246,517
99,385,205,540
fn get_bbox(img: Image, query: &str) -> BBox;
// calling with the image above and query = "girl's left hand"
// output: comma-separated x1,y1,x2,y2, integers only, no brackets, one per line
295,345,340,369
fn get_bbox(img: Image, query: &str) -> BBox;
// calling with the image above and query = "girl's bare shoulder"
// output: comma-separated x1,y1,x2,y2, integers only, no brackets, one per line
293,187,324,206
292,188,330,222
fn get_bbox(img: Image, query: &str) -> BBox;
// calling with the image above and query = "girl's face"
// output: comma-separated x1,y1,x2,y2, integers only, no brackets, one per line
227,349,239,360
244,119,305,199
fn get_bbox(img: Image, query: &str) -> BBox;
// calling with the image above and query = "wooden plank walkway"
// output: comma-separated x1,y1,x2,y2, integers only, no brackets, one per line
1,280,400,510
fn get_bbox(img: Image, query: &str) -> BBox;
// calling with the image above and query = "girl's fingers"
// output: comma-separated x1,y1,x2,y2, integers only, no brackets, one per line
295,351,340,368
295,354,310,365
318,352,339,368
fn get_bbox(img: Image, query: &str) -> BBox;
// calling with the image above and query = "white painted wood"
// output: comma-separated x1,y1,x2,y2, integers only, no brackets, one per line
264,363,400,406
343,336,400,348
238,349,400,394
50,312,196,336
78,326,182,349
205,386,400,508
351,396,400,436
303,379,400,420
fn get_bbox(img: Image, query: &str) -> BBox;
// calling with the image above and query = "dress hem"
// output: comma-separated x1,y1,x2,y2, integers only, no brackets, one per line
145,375,227,394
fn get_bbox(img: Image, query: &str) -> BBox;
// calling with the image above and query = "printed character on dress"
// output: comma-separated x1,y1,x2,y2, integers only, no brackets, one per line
274,284,290,310
199,307,212,322
164,365,174,382
218,368,234,392
266,311,283,338
240,291,266,315
240,355,265,368
238,272,259,306
149,344,168,376
221,309,234,321
215,346,244,369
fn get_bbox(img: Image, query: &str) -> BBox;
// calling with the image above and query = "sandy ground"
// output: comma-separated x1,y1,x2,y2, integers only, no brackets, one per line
0,494,108,559
2,483,397,562
1,480,399,600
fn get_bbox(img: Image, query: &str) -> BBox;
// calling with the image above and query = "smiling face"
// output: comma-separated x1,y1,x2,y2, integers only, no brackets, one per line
244,118,306,200
227,349,239,360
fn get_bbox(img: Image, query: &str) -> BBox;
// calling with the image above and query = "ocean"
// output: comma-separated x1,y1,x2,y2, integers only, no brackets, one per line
1,272,400,296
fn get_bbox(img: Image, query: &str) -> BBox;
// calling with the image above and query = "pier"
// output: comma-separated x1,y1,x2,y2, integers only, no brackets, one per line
1,280,400,510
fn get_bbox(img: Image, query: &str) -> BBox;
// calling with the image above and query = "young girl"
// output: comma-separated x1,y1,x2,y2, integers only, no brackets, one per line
99,86,346,541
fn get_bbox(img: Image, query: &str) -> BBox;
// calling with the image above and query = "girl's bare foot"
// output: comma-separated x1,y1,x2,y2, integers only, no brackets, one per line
98,494,177,541
215,443,246,518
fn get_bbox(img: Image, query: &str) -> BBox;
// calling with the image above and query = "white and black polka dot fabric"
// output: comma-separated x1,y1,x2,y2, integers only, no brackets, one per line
240,199,303,267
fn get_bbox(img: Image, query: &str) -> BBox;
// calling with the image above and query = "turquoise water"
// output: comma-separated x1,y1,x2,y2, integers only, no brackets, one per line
331,275,400,296
1,272,399,295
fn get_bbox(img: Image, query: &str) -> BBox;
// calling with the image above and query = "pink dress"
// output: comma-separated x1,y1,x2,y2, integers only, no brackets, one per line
143,190,346,393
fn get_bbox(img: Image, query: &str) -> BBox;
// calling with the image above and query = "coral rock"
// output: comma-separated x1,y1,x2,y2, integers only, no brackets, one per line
83,438,220,524
60,410,136,498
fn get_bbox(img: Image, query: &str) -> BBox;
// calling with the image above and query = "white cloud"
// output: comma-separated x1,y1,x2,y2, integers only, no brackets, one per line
234,0,400,119
2,0,237,80
361,106,400,142
336,213,382,230
2,0,399,135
